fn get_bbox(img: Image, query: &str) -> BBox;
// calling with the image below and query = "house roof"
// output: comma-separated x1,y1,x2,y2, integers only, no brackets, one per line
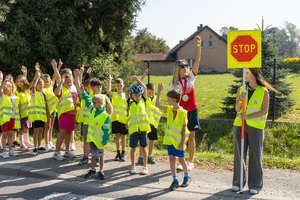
133,53,177,61
169,25,227,54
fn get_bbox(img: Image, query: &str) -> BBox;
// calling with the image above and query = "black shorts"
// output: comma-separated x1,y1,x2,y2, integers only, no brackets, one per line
147,125,158,140
112,121,128,135
33,120,45,128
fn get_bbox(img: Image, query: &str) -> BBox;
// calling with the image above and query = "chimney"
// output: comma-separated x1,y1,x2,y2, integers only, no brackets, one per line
179,40,183,44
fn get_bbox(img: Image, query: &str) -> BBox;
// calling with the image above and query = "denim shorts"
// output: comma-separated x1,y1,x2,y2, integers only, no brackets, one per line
89,142,105,157
130,131,148,148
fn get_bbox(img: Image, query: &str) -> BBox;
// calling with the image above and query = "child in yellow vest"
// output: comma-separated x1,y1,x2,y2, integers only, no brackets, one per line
0,71,3,151
155,83,191,191
29,70,48,156
125,75,150,175
107,72,128,162
0,75,20,158
74,69,110,180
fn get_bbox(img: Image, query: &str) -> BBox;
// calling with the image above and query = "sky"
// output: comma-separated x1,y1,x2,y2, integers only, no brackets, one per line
135,0,300,50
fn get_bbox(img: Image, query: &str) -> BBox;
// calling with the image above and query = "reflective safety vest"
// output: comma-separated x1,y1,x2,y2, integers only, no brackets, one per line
28,92,47,123
16,89,31,119
57,86,75,119
77,98,86,123
0,95,21,129
164,106,190,150
111,92,127,124
127,98,151,135
43,86,58,114
146,95,162,128
234,85,267,130
86,109,110,149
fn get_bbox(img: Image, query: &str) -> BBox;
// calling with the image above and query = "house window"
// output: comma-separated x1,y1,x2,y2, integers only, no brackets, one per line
201,40,204,48
208,40,214,48
186,59,195,68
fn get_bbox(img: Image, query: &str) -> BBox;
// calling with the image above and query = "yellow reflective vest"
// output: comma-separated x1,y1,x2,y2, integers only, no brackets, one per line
16,89,31,119
28,92,47,123
127,98,151,135
57,86,75,119
146,95,162,128
233,85,267,130
164,106,190,150
86,109,110,149
111,92,127,124
0,95,21,129
43,86,58,114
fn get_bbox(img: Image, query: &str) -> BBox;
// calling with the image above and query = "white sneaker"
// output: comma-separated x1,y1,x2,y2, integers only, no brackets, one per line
130,166,137,174
140,167,149,175
64,150,75,158
61,143,66,151
176,163,183,170
232,186,239,192
70,143,76,151
250,189,258,194
187,161,194,171
49,141,55,148
53,152,65,161
45,144,53,151
9,150,19,156
2,152,9,159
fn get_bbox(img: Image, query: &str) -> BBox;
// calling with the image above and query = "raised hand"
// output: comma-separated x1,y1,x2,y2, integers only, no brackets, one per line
80,64,84,75
87,67,92,74
61,74,67,83
195,36,201,44
58,59,63,71
51,59,57,69
35,63,41,71
158,82,164,91
74,69,80,77
143,68,149,76
21,66,27,73
108,72,113,80
130,75,139,81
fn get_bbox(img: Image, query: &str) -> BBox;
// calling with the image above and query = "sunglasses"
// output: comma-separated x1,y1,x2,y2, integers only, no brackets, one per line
180,64,188,68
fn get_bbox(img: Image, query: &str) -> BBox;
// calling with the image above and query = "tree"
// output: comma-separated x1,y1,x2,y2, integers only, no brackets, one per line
219,26,238,40
222,18,294,119
0,0,145,78
133,28,170,53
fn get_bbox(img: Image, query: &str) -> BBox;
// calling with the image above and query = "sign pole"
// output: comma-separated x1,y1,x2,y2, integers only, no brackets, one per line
240,67,246,194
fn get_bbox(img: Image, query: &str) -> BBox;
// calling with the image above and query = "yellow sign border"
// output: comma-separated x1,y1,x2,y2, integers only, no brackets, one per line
227,30,261,68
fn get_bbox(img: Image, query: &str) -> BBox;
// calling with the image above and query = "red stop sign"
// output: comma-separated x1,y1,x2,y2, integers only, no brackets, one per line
231,35,258,62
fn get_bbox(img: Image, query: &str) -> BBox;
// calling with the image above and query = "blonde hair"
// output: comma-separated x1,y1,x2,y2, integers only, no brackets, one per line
92,94,103,103
171,59,190,89
16,75,30,92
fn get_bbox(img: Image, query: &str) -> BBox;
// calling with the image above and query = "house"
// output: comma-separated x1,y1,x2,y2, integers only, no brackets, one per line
133,24,228,75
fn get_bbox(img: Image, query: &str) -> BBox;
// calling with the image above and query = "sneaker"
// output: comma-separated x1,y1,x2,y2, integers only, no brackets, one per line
114,152,121,161
79,156,89,166
45,144,53,151
31,148,38,156
0,145,3,150
169,180,179,191
95,156,100,167
176,163,183,170
250,189,258,194
181,177,191,187
232,186,239,192
9,150,19,156
61,143,66,151
84,169,96,179
13,141,20,146
130,166,136,174
140,167,149,175
121,152,126,161
20,145,29,151
138,156,144,166
49,141,55,148
25,142,34,148
187,161,194,171
99,171,106,180
53,152,65,160
70,143,76,151
148,155,156,164
2,152,9,159
38,146,48,152
64,150,75,158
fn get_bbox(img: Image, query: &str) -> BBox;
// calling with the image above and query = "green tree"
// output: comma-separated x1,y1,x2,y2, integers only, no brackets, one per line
222,18,294,119
219,26,238,40
0,0,145,78
134,28,170,53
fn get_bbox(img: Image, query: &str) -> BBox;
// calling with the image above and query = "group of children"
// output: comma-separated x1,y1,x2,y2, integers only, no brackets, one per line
0,62,192,191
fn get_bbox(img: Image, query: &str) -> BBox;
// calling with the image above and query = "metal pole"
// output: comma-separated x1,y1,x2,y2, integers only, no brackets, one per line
240,67,246,194
147,60,150,84
273,59,276,122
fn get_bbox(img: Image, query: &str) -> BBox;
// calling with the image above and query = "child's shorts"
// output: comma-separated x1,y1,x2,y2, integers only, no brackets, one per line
167,144,185,157
81,124,89,141
111,121,128,135
21,116,32,128
33,120,45,128
59,113,76,131
130,131,148,148
1,118,15,132
50,111,57,118
89,142,105,157
187,109,201,131
147,125,158,140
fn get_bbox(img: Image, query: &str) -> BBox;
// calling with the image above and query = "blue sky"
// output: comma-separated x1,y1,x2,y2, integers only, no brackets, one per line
135,0,300,49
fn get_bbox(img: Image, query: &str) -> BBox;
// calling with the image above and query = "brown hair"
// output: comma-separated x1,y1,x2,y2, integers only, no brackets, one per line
146,83,155,90
167,89,182,102
84,79,91,87
90,78,102,87
60,68,72,77
248,68,278,92
16,75,30,92
115,78,123,84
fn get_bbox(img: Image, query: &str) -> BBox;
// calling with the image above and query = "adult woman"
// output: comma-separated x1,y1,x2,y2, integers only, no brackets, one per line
168,36,201,170
232,68,277,194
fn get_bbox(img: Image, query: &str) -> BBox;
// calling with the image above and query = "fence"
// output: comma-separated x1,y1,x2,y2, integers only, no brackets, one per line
139,60,300,122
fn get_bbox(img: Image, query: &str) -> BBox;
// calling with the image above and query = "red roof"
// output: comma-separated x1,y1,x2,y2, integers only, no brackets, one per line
133,53,176,61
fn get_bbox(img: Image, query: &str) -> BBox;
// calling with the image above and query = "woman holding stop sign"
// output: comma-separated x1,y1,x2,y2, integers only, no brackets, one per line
232,68,277,194
168,36,201,171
